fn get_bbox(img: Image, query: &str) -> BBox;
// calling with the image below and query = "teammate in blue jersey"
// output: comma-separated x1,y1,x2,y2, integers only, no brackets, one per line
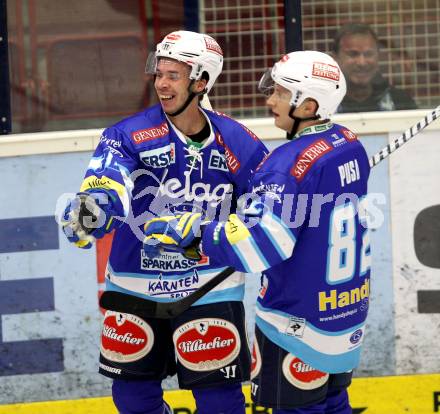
143,51,371,413
59,30,268,414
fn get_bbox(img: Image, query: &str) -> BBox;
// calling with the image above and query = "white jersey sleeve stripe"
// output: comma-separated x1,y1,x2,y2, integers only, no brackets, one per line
232,237,268,273
260,212,296,260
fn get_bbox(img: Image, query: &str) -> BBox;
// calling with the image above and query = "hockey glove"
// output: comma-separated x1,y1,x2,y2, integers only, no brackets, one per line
61,191,117,249
143,212,203,259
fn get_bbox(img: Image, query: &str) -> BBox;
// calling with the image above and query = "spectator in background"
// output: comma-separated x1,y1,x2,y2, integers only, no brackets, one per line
332,22,417,113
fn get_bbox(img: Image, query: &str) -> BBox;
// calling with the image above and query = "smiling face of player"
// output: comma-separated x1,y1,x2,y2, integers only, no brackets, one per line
154,58,207,118
154,58,193,114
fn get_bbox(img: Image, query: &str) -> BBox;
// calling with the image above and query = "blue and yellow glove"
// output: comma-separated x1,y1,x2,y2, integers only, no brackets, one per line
61,191,117,249
143,212,203,259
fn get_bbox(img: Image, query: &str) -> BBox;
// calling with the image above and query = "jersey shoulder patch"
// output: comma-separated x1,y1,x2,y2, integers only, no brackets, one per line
290,138,333,181
111,104,169,146
131,122,169,145
339,127,358,142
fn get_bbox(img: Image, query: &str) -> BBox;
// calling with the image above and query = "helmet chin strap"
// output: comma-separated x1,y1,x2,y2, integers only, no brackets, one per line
286,106,319,140
166,80,204,117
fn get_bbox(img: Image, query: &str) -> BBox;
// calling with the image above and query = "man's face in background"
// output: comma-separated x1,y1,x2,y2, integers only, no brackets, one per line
335,33,379,87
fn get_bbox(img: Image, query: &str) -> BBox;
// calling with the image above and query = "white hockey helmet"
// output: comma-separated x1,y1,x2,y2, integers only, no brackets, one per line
259,51,346,119
146,30,223,93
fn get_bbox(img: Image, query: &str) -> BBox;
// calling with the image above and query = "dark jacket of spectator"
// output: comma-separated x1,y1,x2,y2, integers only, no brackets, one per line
338,73,417,113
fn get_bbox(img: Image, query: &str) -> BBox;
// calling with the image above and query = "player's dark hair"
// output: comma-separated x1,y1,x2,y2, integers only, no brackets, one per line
332,23,379,54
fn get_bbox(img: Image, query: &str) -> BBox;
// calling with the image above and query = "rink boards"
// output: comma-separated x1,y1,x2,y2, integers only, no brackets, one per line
0,111,439,408
1,374,440,414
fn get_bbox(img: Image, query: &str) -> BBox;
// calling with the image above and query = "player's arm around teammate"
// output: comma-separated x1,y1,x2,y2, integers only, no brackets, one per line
59,31,268,414
144,51,372,413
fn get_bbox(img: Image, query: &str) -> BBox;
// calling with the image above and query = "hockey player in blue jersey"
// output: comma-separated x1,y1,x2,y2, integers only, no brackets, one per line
60,31,268,414
143,51,371,413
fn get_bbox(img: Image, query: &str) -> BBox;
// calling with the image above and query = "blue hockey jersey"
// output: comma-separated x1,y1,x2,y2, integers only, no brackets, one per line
201,122,371,373
79,104,268,305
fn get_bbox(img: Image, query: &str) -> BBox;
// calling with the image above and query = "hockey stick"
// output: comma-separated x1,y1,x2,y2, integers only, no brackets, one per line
99,266,235,318
369,105,440,167
100,105,440,319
